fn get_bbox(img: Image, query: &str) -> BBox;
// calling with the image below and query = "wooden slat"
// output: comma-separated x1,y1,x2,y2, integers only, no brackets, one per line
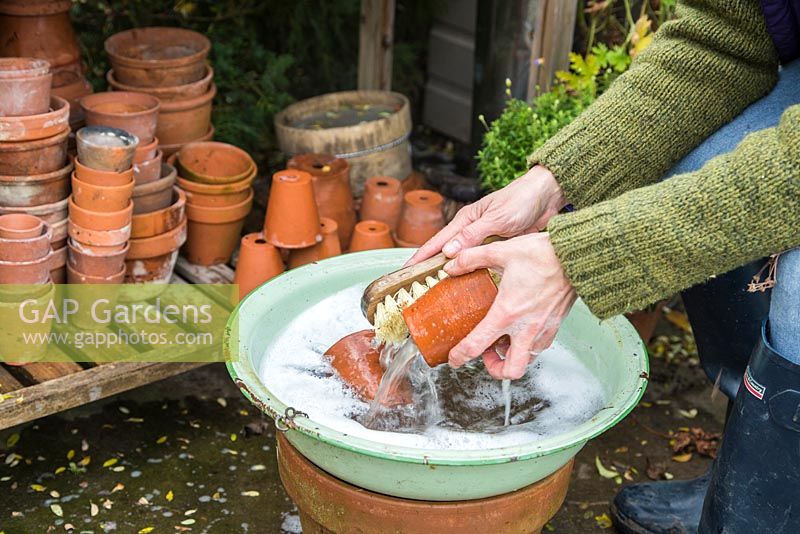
0,366,23,393
526,0,578,97
13,362,83,383
175,257,234,284
358,0,396,91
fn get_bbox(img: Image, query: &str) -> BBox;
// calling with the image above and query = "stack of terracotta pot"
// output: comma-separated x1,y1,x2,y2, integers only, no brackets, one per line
67,126,138,284
0,213,54,285
104,27,215,157
0,57,71,282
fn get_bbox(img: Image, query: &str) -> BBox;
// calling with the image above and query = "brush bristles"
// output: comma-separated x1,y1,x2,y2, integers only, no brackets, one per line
373,270,449,344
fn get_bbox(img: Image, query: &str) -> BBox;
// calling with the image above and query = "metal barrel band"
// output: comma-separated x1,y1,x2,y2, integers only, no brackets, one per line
334,131,411,159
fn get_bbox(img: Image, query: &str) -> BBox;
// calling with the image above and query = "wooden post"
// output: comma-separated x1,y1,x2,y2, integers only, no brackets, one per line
527,0,578,99
358,0,396,91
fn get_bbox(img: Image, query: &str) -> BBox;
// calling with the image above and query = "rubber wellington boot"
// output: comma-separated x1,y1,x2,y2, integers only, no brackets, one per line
698,324,800,533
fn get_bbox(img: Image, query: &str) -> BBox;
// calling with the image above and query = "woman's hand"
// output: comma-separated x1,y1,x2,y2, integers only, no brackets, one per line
443,232,576,380
404,166,566,266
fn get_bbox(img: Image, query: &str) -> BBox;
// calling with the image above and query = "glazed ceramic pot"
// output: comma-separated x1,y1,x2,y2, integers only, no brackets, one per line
263,169,321,249
402,269,498,367
133,136,158,163
107,65,213,102
66,262,125,284
71,172,134,212
0,127,68,175
183,189,253,266
175,165,255,207
0,249,53,283
349,220,394,252
74,157,133,187
0,1,81,73
49,244,66,283
175,141,255,185
67,196,132,246
0,57,52,117
132,149,163,184
232,232,284,300
324,330,394,402
0,213,44,239
0,160,71,207
51,69,93,126
288,217,342,269
80,91,160,144
360,176,403,232
131,187,185,239
104,27,211,88
0,219,51,261
395,190,445,246
125,218,187,283
132,163,176,214
67,238,129,278
0,95,69,142
159,123,214,157
156,84,216,146
75,126,139,173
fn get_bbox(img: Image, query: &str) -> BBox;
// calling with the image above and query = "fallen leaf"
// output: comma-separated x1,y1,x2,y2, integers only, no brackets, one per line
54,467,66,475
6,433,19,448
137,497,150,506
250,464,266,471
111,483,124,493
118,406,130,414
78,456,91,467
50,491,60,498
50,504,63,517
594,456,618,479
180,519,195,526
230,433,237,442
66,450,75,461
156,436,167,444
125,418,144,423
102,458,118,468
185,509,197,516
90,503,98,517
678,408,698,419
30,484,46,492
595,513,613,529
240,490,259,497
672,453,693,463
664,472,674,480
216,398,227,408
166,490,174,502
137,528,154,534
102,499,113,510
63,523,74,531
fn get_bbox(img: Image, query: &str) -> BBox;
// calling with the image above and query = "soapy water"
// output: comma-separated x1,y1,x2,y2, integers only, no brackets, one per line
259,284,605,450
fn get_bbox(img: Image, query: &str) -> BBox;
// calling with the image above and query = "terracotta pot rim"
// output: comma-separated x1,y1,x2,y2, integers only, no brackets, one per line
0,197,68,217
72,171,135,192
107,65,214,96
176,141,255,184
185,188,253,224
159,84,217,112
176,166,255,194
66,261,126,282
68,195,134,226
0,96,69,142
288,153,348,179
0,57,51,79
80,91,161,117
133,163,177,196
105,27,211,69
366,175,402,192
131,187,186,237
356,219,390,235
404,189,443,207
128,217,187,259
133,137,159,163
0,160,73,184
68,238,130,258
159,124,215,153
0,249,53,268
68,220,131,247
74,157,134,185
0,0,72,16
0,127,70,153
392,235,419,248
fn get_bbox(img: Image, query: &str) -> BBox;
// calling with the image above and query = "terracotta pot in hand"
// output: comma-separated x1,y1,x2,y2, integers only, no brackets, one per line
288,153,356,248
263,169,321,249
359,176,403,232
75,126,138,173
67,238,129,278
132,187,185,239
402,269,498,367
156,84,216,146
349,220,394,252
80,91,159,143
74,157,133,186
288,217,342,269
125,218,187,283
183,189,253,266
107,65,214,102
132,149,163,184
132,163,176,214
176,166,255,207
0,128,69,175
233,232,285,299
395,190,445,247
176,141,255,185
0,160,71,207
0,96,69,142
0,57,52,117
71,172,134,212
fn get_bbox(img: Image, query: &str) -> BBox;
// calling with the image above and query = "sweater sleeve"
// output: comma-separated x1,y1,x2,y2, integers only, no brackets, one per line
548,105,800,319
529,0,778,209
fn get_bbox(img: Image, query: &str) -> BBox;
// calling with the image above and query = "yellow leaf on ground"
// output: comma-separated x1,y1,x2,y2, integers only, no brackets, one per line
102,458,118,468
595,513,613,529
30,484,46,492
595,456,618,479
672,453,693,463
166,490,174,502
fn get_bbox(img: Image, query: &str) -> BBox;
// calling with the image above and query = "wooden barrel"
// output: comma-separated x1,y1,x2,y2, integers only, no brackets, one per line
274,91,412,196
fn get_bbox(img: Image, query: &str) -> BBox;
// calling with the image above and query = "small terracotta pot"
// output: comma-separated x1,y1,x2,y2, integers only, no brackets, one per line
132,163,176,214
183,189,253,266
402,269,498,367
68,196,132,238
263,169,321,249
156,84,216,146
360,176,403,232
68,238,129,277
176,141,255,185
75,126,139,173
0,95,69,142
132,187,185,239
287,153,356,248
50,245,66,283
74,157,133,186
125,218,187,284
0,214,44,239
288,217,342,269
0,126,68,176
132,149,163,184
104,27,211,88
80,91,160,144
66,262,125,284
0,160,72,207
0,250,53,284
324,330,394,402
395,190,445,246
233,232,285,299
0,57,52,117
107,65,214,103
176,166,255,207
51,69,93,126
158,123,214,157
71,172,134,212
349,220,394,252
0,221,51,261
50,217,67,250
0,197,68,224
133,136,158,163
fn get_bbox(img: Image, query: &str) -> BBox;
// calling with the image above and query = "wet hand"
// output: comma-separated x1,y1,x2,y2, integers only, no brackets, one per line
443,233,576,380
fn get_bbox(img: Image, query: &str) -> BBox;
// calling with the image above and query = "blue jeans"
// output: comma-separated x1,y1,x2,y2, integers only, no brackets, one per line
664,59,800,363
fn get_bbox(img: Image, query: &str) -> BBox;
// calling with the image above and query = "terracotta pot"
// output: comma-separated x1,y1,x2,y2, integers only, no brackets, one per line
288,217,342,269
0,127,68,175
0,160,71,207
176,141,255,185
132,163,176,214
233,232,284,299
360,176,403,232
0,213,44,239
287,153,356,249
49,244,65,283
176,165,255,207
80,91,160,144
132,187,185,239
626,304,666,343
75,125,139,172
132,149,163,184
395,190,445,247
159,123,214,157
349,220,394,252
67,196,132,242
324,329,396,402
50,217,67,249
68,238,129,278
0,220,51,261
66,262,125,284
156,84,216,146
0,197,67,224
0,57,52,117
0,1,80,72
71,172,134,212
263,169,321,249
0,95,69,142
402,269,498,367
51,69,92,125
278,433,573,534
107,65,213,102
104,27,211,88
74,157,133,186
125,218,187,284
183,189,253,266
133,136,158,164
0,250,52,283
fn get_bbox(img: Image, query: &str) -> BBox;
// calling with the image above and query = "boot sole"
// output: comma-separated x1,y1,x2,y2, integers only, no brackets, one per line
610,500,673,534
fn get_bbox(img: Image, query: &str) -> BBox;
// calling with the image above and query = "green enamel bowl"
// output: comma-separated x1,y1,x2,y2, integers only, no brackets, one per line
225,248,648,501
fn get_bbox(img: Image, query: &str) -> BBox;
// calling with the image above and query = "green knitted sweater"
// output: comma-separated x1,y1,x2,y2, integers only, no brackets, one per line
531,0,800,319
